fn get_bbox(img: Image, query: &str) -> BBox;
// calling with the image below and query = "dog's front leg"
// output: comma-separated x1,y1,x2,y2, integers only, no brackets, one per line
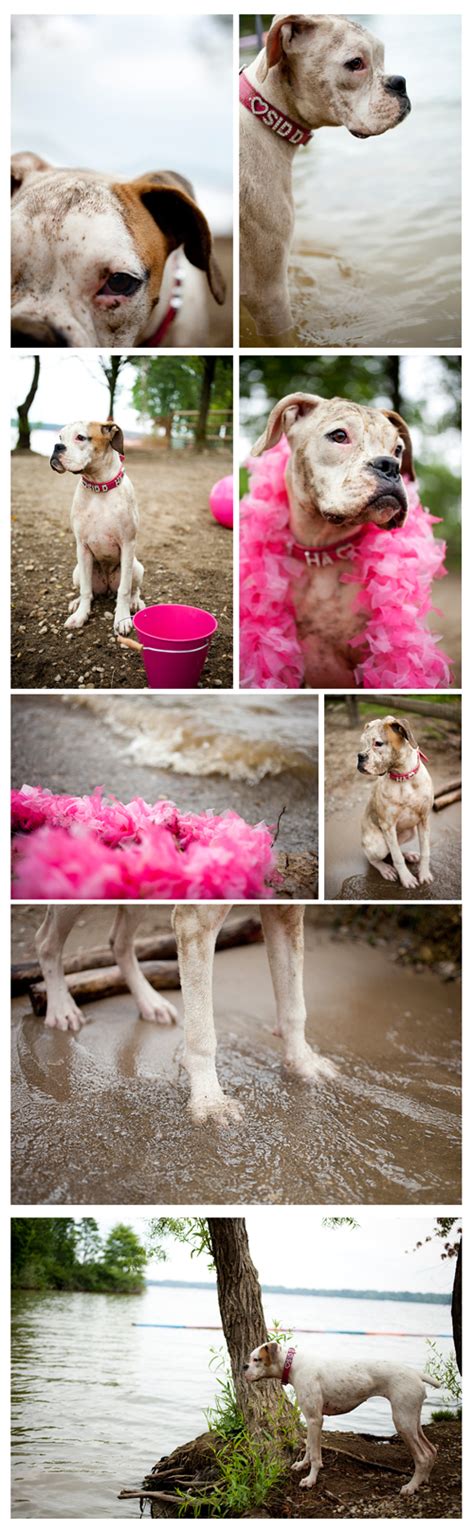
110,907,178,1025
292,1435,310,1473
300,1416,323,1490
384,826,418,889
260,908,337,1082
114,540,136,635
417,815,433,885
65,542,93,630
35,906,84,1031
173,904,243,1125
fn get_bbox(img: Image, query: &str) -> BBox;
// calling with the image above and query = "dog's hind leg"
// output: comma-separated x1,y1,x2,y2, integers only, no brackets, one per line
110,906,178,1025
35,906,84,1031
391,1401,436,1495
260,906,337,1082
130,557,145,613
173,903,243,1124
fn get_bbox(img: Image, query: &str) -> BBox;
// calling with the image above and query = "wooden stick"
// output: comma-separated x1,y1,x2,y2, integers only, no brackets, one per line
28,960,180,1016
433,789,461,811
12,917,263,995
116,636,143,652
433,779,461,798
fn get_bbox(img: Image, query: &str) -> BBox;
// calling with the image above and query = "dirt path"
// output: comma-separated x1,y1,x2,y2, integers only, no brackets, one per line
11,448,233,689
11,913,460,1206
325,711,461,900
143,1420,460,1519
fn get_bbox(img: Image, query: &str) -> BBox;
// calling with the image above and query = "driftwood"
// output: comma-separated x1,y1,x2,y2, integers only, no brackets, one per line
434,779,461,797
433,789,461,812
28,960,179,1016
12,916,263,997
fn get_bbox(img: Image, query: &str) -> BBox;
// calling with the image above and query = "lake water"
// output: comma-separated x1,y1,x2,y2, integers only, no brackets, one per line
240,14,461,347
12,1284,453,1519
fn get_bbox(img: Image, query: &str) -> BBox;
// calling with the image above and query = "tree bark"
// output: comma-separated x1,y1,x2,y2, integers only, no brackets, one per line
451,1239,462,1374
207,1217,286,1430
385,355,402,415
15,355,40,450
195,359,216,450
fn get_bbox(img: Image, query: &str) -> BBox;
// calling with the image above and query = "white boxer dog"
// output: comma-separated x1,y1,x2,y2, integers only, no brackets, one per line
11,158,225,347
34,904,336,1124
358,716,434,889
244,1341,439,1496
50,420,144,636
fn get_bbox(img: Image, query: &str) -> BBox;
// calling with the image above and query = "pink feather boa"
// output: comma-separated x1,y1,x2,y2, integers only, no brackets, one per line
11,786,278,900
240,437,453,689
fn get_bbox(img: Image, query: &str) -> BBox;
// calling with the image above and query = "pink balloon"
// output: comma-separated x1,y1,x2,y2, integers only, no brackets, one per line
209,474,233,528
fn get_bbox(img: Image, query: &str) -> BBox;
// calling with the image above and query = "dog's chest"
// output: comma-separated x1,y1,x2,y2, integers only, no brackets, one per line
72,487,133,558
290,560,365,687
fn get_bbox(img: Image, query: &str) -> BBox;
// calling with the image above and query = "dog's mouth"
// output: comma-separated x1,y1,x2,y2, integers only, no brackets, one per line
349,129,371,139
365,488,407,529
50,456,67,473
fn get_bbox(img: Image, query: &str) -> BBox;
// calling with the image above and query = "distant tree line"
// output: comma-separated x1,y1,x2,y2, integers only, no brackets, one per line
11,1217,147,1294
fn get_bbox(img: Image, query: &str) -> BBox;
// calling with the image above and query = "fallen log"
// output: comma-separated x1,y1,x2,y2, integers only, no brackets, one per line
433,789,461,812
434,779,461,797
28,960,179,1017
12,916,263,995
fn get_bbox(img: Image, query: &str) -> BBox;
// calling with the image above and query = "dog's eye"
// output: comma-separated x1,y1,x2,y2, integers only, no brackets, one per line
326,428,349,444
345,57,366,72
395,443,403,457
76,434,87,442
374,741,384,747
98,273,143,297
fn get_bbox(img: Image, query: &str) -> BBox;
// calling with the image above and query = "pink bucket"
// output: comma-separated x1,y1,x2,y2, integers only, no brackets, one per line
132,603,218,688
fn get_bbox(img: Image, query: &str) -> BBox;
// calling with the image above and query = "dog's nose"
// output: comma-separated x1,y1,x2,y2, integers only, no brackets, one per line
385,75,407,96
11,320,70,347
370,455,401,481
357,753,367,765
52,443,66,456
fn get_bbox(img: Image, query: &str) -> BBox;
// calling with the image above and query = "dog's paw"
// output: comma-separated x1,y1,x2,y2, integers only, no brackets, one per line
285,1048,338,1084
399,867,418,890
378,864,398,883
300,1473,318,1491
292,1459,309,1475
114,613,133,636
404,851,420,864
399,1483,417,1497
65,608,89,631
139,996,178,1026
418,868,434,886
189,1091,244,1128
44,999,84,1033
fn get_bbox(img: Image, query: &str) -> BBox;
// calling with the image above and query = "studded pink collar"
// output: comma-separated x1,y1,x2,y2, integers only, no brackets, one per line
281,1346,296,1385
239,71,312,146
82,454,125,493
389,749,428,781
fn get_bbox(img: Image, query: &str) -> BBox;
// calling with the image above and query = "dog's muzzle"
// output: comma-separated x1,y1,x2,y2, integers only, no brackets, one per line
357,753,369,773
384,76,411,121
11,318,70,348
50,444,67,473
366,458,408,528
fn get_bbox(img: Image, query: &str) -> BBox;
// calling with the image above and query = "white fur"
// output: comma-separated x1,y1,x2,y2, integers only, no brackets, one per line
51,420,144,636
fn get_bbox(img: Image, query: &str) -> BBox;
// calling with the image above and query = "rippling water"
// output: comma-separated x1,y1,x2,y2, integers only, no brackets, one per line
80,694,318,783
12,1285,452,1518
241,14,460,347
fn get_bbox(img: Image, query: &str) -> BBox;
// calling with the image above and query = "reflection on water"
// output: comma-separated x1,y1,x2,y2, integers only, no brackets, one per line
241,15,460,347
12,1284,452,1519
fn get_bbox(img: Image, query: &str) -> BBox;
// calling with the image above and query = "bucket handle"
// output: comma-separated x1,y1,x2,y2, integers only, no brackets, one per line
117,636,211,654
117,636,143,652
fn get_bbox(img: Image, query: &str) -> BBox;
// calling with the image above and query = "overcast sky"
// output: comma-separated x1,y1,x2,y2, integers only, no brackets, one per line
11,13,232,232
11,354,143,432
87,1213,454,1296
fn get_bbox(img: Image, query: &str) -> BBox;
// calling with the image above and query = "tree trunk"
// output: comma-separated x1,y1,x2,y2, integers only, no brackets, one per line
385,355,402,415
207,1218,286,1430
195,358,216,450
15,355,40,450
451,1239,462,1374
107,356,123,419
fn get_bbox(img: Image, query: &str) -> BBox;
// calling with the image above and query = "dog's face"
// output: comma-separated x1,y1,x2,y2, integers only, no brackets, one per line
252,395,414,530
50,421,124,475
258,15,410,137
11,157,225,347
357,716,418,776
243,1342,281,1383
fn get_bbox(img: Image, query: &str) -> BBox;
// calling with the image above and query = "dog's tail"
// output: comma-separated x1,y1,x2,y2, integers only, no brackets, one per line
421,1372,441,1387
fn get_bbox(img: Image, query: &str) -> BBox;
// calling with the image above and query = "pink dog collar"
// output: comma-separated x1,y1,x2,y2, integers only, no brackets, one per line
146,254,184,347
82,454,125,493
389,749,428,781
281,1346,296,1385
239,71,312,146
283,528,365,567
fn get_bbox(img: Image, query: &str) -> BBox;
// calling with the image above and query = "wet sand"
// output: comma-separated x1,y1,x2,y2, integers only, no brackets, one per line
11,917,461,1206
325,715,461,901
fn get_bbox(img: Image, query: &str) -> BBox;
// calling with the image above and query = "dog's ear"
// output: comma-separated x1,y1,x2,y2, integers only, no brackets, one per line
11,151,51,197
257,15,318,82
251,392,322,456
126,172,225,305
266,1341,280,1362
101,422,124,456
387,717,418,749
382,410,415,481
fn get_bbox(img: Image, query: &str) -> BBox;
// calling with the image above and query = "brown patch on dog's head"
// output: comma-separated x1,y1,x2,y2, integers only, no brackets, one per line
252,393,322,455
256,15,319,82
114,172,225,306
382,411,415,481
384,716,418,750
88,421,125,456
258,1341,279,1364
